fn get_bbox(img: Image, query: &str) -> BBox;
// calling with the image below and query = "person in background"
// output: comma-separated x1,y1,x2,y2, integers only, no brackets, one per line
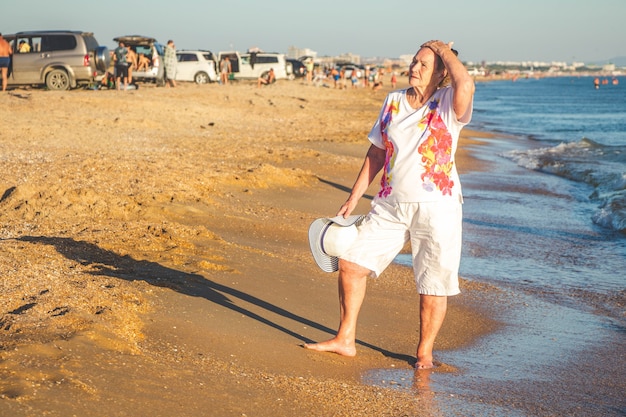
220,56,232,85
163,40,177,88
257,68,275,88
330,66,340,88
304,40,475,370
339,66,347,89
351,68,360,88
137,53,150,71
18,40,31,53
99,50,116,89
126,47,138,84
305,58,314,85
0,33,12,91
113,40,129,91
370,67,382,90
312,67,326,87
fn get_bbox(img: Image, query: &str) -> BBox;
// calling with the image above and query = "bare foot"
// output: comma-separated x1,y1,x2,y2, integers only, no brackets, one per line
416,352,435,369
303,338,357,357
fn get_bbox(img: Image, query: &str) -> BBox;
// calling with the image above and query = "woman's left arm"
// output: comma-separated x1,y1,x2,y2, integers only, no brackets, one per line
423,40,475,122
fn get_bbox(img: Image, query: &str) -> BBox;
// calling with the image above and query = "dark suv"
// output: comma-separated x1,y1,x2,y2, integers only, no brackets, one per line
287,59,307,79
1,30,109,90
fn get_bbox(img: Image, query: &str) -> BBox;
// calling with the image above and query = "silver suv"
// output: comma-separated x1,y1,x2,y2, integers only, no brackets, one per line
1,30,109,90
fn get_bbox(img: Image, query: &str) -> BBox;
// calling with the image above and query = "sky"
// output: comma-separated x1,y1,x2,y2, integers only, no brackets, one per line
2,0,625,64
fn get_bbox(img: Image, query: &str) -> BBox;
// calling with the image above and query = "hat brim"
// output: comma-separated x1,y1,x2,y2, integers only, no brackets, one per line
308,215,364,273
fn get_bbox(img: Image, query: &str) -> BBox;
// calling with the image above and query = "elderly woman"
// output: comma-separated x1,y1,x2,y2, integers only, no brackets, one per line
305,40,475,369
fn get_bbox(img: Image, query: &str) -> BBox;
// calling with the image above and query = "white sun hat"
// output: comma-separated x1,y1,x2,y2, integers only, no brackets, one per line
308,215,365,273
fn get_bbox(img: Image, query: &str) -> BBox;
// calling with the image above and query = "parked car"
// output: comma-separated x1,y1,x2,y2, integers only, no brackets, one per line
0,30,109,90
217,51,288,80
113,35,164,86
176,50,218,84
286,59,307,79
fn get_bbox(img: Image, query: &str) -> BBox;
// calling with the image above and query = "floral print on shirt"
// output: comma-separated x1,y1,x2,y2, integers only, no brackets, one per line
418,99,455,196
378,100,400,198
378,97,455,199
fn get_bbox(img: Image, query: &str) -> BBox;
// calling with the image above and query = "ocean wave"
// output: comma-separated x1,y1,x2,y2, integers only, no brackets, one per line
503,139,626,232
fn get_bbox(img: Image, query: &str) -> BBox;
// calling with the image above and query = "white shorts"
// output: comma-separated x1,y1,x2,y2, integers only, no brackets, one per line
340,199,462,296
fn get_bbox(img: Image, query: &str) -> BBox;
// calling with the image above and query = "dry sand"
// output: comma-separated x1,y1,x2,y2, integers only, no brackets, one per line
0,78,500,416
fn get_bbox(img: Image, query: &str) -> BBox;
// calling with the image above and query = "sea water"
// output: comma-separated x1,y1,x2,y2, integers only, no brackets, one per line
460,76,625,306
472,75,626,232
374,76,626,416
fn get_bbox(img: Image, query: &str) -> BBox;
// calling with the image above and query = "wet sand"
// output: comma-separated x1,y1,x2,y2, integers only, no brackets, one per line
0,78,540,416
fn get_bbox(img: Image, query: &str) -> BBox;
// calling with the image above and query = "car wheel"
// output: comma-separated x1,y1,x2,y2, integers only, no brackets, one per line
46,69,70,90
194,72,209,84
95,46,109,72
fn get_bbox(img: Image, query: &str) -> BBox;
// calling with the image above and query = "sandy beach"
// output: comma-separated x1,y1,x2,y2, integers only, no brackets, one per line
3,77,613,416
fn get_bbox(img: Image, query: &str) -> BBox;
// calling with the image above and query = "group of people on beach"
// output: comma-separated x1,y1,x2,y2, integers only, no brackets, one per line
304,64,397,91
109,39,178,91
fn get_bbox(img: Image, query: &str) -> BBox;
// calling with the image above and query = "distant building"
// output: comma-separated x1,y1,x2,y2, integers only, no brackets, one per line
287,46,317,60
335,52,361,65
313,52,363,69
468,67,485,76
603,63,616,72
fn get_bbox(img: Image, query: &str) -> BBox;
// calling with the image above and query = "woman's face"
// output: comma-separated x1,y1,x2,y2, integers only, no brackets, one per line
408,47,443,89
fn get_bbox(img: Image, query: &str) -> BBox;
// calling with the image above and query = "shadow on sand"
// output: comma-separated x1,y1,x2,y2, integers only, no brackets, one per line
17,235,414,365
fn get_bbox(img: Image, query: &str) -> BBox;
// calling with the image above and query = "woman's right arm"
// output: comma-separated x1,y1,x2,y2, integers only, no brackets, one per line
337,144,386,217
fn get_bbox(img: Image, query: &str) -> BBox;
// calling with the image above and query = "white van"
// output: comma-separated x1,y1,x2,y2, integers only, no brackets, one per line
217,51,289,80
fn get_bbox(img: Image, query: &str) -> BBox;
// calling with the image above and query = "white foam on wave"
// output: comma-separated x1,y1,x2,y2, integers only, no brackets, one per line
502,140,626,232
592,189,626,232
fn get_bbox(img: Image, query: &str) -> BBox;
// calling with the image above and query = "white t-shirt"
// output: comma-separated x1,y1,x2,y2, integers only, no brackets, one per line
368,86,471,204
